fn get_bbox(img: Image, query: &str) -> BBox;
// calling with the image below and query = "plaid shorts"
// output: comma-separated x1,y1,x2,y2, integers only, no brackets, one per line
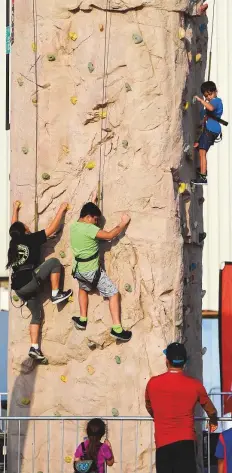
74,269,118,298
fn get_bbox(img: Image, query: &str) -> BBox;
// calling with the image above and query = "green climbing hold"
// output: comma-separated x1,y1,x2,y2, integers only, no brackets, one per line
17,77,24,87
125,83,132,92
112,408,119,417
115,356,121,365
132,34,143,44
59,251,66,258
42,173,50,181
47,54,56,62
124,283,132,293
22,147,29,155
88,62,95,73
54,411,61,417
122,140,128,149
12,295,20,302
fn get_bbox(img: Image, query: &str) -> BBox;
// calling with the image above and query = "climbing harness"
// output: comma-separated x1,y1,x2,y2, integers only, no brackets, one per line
207,0,216,80
32,0,39,231
11,264,42,310
72,251,102,290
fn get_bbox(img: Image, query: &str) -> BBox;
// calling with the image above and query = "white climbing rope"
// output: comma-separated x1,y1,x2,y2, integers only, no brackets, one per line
207,0,216,80
32,0,39,231
98,0,111,212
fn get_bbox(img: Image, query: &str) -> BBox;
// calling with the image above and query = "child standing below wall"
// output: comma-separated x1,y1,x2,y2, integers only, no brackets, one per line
191,81,223,185
73,418,114,473
70,193,132,342
215,428,232,473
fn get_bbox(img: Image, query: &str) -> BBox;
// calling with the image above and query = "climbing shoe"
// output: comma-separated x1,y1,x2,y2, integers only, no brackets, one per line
110,328,132,342
29,347,46,361
51,289,72,304
72,316,87,330
191,174,207,185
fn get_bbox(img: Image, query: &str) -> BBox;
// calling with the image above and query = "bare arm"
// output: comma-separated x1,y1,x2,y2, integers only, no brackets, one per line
11,201,21,224
194,96,215,112
218,459,224,473
45,203,69,237
202,397,218,432
96,214,131,241
104,440,115,467
145,399,154,418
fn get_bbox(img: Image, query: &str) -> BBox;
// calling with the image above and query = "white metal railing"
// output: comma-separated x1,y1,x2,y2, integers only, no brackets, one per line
0,394,7,434
0,415,231,473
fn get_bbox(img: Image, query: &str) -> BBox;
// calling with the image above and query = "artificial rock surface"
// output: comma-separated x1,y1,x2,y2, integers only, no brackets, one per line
9,0,207,471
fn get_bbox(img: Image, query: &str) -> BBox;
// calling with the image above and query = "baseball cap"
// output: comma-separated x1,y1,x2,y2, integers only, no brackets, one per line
163,342,187,365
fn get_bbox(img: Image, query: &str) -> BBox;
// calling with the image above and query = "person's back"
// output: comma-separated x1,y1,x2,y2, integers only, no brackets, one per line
215,428,232,473
70,221,100,273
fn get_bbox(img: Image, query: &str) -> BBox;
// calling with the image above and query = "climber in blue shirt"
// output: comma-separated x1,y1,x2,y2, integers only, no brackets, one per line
191,81,223,185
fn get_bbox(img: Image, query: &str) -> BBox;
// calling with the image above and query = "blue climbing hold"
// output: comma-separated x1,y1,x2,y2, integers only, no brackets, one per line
199,24,206,33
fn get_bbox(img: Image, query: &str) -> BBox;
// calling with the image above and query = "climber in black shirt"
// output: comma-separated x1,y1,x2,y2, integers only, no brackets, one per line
7,200,73,362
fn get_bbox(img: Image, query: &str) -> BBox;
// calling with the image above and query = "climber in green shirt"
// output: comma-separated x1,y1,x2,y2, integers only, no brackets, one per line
70,193,132,342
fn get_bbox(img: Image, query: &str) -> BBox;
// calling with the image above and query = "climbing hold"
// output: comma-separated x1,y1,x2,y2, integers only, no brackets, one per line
187,51,192,63
67,204,72,210
21,397,30,406
184,306,191,316
193,221,198,228
199,232,206,243
41,83,51,89
47,54,56,62
190,263,197,271
122,140,128,149
88,62,95,73
201,290,206,298
171,167,180,183
59,251,66,259
22,146,29,155
112,408,119,417
87,365,95,375
199,24,206,33
125,83,132,92
87,341,96,350
54,411,61,417
32,96,38,105
192,97,197,105
68,32,78,41
202,347,207,355
198,197,205,205
32,42,37,52
70,96,78,105
115,356,121,365
85,161,96,170
99,24,104,32
98,110,107,119
183,101,189,111
64,456,72,464
42,173,50,181
178,183,187,194
124,283,132,293
68,295,74,302
184,277,189,286
178,27,185,40
132,34,143,44
17,77,24,87
183,144,190,153
62,145,69,155
12,295,20,302
60,375,67,383
195,53,202,63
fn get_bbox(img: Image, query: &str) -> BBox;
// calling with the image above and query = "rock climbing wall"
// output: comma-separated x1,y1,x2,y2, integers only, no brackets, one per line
9,0,208,472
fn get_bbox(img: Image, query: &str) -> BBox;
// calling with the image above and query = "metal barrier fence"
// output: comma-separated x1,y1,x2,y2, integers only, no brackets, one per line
0,416,232,473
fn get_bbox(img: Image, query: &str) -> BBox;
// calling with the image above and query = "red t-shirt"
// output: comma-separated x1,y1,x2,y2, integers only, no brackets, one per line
145,371,209,448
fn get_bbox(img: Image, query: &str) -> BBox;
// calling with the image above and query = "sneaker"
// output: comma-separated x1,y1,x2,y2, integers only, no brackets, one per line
72,316,87,330
29,347,46,361
191,174,207,185
110,328,132,342
51,289,73,304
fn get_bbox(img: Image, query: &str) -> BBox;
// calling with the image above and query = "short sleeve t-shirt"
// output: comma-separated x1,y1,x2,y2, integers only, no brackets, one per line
74,440,112,473
70,221,99,272
145,371,209,448
215,428,232,473
205,97,223,134
11,230,47,289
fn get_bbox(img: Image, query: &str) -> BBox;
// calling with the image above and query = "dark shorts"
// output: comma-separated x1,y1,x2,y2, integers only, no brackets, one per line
156,440,197,473
199,129,219,151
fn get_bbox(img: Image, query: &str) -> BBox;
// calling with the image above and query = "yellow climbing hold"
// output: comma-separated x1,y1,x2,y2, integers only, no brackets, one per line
195,53,202,63
32,96,38,105
98,110,107,119
60,375,67,383
67,204,72,210
99,24,104,32
12,294,20,302
21,397,30,406
178,183,187,194
68,295,74,303
85,161,96,170
178,27,185,40
22,146,29,155
17,76,24,87
70,96,78,105
87,365,95,375
62,145,69,155
16,200,22,209
64,456,72,464
183,101,189,111
32,42,37,52
68,32,78,41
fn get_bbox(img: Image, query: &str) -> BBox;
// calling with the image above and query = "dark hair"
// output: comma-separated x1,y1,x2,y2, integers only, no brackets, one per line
6,221,26,269
86,418,106,462
80,203,102,219
201,81,217,95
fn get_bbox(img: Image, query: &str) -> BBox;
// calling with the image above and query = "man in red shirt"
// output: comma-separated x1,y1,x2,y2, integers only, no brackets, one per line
145,342,218,473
